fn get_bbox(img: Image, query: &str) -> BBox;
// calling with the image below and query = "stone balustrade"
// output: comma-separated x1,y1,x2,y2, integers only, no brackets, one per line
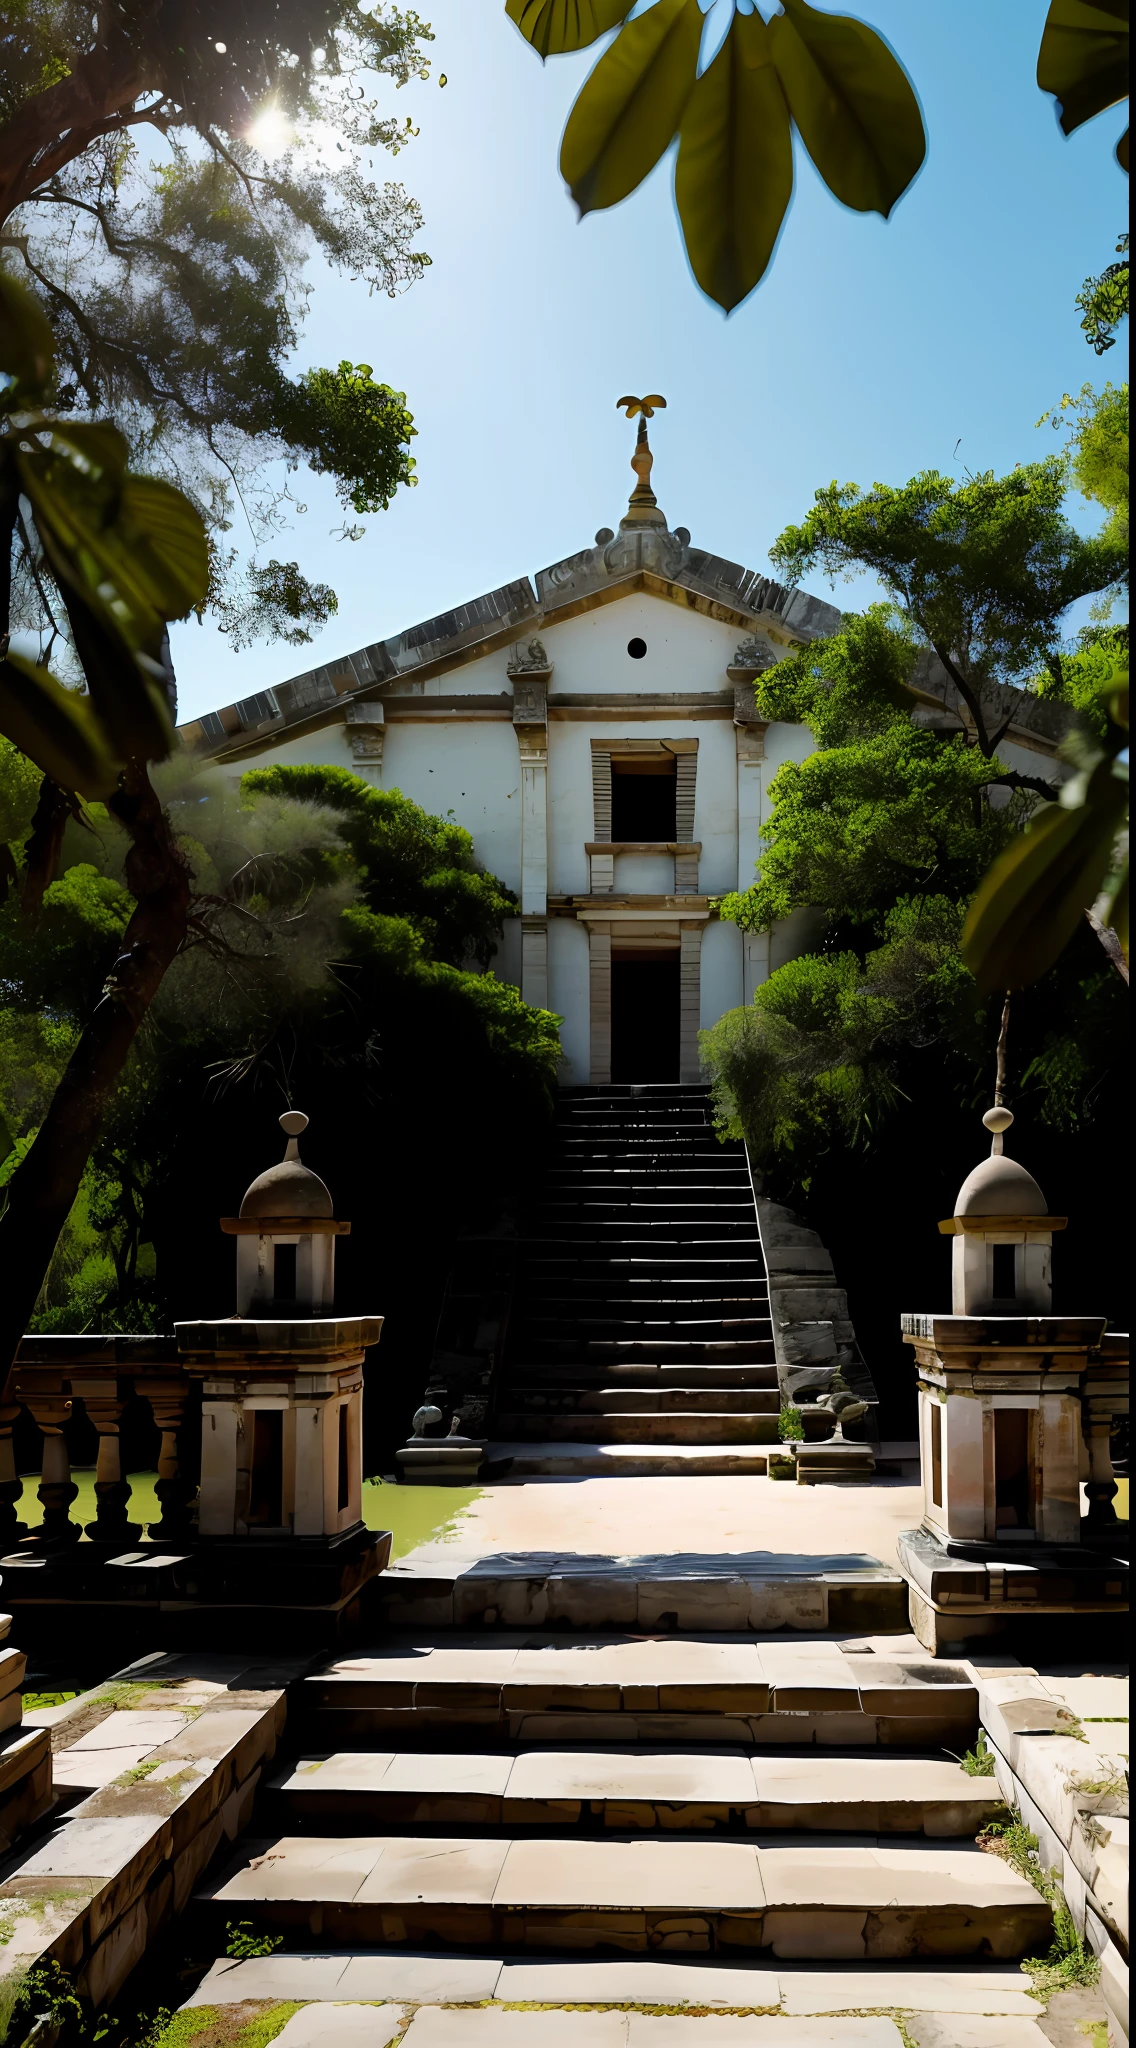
6,1335,199,1553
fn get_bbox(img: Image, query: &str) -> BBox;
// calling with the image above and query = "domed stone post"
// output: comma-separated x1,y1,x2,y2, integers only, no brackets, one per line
897,1108,1128,1655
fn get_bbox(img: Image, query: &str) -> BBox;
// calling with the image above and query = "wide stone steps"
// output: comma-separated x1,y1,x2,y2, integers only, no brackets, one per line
199,1832,1049,1956
503,1388,780,1415
263,1749,1005,1838
492,1413,781,1445
520,1236,762,1257
522,1259,768,1283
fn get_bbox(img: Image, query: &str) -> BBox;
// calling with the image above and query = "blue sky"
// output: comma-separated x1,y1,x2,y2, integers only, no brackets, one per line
171,0,1127,723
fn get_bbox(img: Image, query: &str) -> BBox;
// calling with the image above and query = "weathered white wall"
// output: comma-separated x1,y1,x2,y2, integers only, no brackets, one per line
380,722,522,894
541,589,740,691
700,918,744,1031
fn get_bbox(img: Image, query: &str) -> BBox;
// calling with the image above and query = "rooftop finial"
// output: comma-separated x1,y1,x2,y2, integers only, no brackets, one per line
279,1109,309,1162
616,394,667,530
985,991,1013,1154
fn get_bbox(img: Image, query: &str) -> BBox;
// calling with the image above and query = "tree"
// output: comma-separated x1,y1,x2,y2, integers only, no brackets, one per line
505,0,1128,313
1,1,433,646
0,753,560,1333
767,461,1126,786
1076,232,1129,352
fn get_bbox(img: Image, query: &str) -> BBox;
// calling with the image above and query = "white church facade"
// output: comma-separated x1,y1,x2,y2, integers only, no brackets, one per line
178,409,1068,1086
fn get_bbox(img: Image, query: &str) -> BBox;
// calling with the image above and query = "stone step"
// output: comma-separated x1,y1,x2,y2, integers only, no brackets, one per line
265,1749,1005,1838
520,1237,763,1255
490,1443,776,1477
522,1262,767,1284
501,1364,780,1389
512,1319,774,1345
535,1202,758,1219
200,1834,1048,1956
519,1341,776,1364
184,1949,1061,2020
492,1414,781,1444
504,1388,781,1415
516,1282,770,1302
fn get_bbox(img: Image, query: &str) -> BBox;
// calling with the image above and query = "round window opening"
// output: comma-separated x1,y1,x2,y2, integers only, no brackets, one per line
627,637,647,660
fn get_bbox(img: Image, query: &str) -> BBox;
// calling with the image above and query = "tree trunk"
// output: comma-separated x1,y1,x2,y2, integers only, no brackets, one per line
0,758,191,1383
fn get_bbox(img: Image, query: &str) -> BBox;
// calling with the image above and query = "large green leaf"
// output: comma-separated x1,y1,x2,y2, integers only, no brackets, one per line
118,475,211,618
560,0,703,216
0,651,122,797
0,272,54,407
769,0,926,216
676,9,794,312
1037,0,1129,138
507,0,632,58
962,764,1129,989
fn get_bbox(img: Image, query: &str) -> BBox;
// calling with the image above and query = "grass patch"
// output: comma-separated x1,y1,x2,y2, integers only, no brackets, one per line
363,1480,481,1559
224,1926,282,1962
953,1729,998,1776
979,1814,1100,1994
151,2004,304,2048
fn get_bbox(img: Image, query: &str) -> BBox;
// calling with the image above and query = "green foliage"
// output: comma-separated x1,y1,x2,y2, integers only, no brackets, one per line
0,1958,83,2048
980,1809,1100,1989
2,3,433,644
0,270,208,794
149,2005,304,2048
1039,381,1129,561
1076,233,1129,352
778,1406,804,1442
1035,624,1129,739
224,1922,283,1961
963,673,1129,990
274,361,416,515
514,0,924,312
752,605,917,749
956,1729,998,1776
242,764,518,967
721,727,1022,934
769,464,1125,733
703,898,979,1172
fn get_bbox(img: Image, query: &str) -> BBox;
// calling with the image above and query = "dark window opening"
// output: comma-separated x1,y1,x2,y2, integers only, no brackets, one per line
627,637,647,659
337,1402,350,1512
610,758,676,841
991,1243,1016,1299
930,1402,943,1508
248,1409,284,1527
611,953,679,1082
993,1407,1033,1529
274,1243,297,1300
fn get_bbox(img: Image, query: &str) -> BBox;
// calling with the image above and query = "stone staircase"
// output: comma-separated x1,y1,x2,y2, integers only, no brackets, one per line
491,1085,780,1475
195,1629,1053,1975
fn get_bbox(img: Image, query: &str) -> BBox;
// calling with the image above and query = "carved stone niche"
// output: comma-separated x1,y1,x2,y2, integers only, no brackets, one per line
728,637,777,688
510,669,551,728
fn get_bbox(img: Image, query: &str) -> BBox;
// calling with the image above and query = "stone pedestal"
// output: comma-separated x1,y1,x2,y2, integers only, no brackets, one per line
794,1439,876,1485
397,1436,487,1485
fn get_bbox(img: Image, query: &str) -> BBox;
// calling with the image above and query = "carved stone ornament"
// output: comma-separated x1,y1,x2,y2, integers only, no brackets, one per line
507,637,551,675
731,638,776,674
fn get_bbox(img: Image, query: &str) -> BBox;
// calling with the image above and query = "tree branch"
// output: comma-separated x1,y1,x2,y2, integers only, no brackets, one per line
980,770,1061,801
0,30,161,224
1085,907,1130,985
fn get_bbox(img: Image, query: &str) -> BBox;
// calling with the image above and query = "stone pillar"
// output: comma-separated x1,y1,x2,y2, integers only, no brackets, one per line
26,1396,80,1546
588,922,612,1084
513,670,550,1009
139,1377,196,1544
734,702,768,1004
344,701,385,783
82,1382,141,1545
679,921,704,1084
0,1404,27,1551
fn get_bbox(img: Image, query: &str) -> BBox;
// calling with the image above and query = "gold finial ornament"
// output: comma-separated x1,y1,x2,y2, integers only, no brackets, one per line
616,394,668,530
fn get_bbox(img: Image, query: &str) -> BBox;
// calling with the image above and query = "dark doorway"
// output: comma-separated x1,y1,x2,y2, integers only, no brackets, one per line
993,1407,1034,1529
611,954,680,1081
611,758,677,841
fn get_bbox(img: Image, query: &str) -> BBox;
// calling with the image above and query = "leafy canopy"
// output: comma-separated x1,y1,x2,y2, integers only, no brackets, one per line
1,1,432,647
1076,232,1129,352
769,462,1127,757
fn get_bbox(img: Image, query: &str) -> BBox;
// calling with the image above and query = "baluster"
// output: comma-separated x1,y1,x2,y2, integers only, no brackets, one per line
139,1378,196,1544
0,1404,27,1551
26,1398,81,1546
1083,1410,1120,1531
82,1384,141,1546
